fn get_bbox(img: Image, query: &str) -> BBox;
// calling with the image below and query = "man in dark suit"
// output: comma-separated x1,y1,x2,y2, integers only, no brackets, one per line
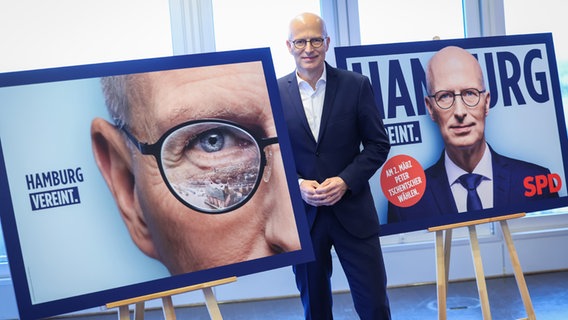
388,46,558,223
278,12,391,320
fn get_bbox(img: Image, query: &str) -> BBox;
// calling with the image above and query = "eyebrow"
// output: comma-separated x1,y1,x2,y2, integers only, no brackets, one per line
163,103,271,137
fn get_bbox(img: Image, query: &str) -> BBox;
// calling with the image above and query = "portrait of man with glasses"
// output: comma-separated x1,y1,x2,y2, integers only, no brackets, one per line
388,45,558,223
90,61,302,275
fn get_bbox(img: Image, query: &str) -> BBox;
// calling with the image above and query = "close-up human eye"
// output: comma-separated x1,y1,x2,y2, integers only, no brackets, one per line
161,124,237,162
198,128,225,152
295,39,306,46
161,122,260,175
436,91,453,102
462,89,479,97
189,125,256,157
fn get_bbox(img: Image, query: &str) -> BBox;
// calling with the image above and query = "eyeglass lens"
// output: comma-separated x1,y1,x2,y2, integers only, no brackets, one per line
435,89,482,109
161,122,263,213
293,38,324,49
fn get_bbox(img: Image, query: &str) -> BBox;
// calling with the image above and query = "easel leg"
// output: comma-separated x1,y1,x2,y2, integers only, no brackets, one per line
118,305,130,320
202,287,223,320
107,277,236,320
134,302,144,320
443,229,452,288
435,230,447,320
162,296,177,320
468,225,492,320
500,220,536,320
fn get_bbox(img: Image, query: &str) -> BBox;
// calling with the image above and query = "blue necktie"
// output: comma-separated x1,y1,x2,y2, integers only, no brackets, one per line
458,173,484,211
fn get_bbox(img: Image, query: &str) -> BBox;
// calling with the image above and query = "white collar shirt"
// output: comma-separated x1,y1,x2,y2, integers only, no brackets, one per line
296,67,327,142
446,143,494,213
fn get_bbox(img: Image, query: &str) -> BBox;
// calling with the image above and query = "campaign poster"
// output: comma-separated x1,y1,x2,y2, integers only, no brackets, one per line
0,48,313,319
335,33,568,235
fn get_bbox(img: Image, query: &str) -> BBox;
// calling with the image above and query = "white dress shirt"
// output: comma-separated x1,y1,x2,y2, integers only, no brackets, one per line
296,68,327,142
446,143,494,212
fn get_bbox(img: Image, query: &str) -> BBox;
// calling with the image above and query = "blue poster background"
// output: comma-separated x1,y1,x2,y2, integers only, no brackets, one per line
335,33,568,235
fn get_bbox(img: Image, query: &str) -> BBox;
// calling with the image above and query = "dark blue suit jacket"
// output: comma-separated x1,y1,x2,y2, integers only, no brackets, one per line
278,63,390,238
388,146,558,223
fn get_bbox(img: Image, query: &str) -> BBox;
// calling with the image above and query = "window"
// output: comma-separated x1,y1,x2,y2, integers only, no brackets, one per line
358,0,465,45
503,0,568,226
504,0,568,109
211,0,320,77
0,0,173,72
0,220,5,263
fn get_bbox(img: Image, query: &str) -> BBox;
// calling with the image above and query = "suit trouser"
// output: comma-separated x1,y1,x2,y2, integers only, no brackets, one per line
294,207,391,320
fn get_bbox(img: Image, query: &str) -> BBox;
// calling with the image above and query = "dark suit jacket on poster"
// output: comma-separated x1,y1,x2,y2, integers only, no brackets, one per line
277,63,390,238
388,146,559,223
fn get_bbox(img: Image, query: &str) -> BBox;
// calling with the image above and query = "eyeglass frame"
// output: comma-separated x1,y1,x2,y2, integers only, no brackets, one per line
116,118,279,214
289,37,327,49
427,88,487,110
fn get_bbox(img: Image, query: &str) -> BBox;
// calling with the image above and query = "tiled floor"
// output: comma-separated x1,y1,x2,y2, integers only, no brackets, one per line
54,270,568,319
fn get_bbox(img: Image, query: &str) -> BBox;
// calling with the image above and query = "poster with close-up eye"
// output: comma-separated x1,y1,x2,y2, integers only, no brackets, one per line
0,48,313,320
335,33,568,236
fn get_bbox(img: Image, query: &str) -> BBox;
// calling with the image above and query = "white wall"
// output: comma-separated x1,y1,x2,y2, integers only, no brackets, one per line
0,0,173,72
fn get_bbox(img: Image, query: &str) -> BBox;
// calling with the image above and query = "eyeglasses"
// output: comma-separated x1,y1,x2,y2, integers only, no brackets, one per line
118,119,278,214
428,88,486,110
289,38,326,49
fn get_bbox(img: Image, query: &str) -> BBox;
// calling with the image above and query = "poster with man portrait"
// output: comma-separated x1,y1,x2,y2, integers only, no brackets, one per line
335,33,568,236
0,48,313,319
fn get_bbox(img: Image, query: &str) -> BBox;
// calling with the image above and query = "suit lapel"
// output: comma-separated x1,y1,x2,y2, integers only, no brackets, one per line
491,148,511,207
318,63,337,144
429,155,460,214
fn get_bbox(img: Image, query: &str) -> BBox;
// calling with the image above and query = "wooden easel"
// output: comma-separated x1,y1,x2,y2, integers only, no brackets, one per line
428,213,535,320
105,276,237,320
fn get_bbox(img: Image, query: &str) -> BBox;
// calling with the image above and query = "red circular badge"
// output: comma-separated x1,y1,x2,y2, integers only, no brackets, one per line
380,154,426,208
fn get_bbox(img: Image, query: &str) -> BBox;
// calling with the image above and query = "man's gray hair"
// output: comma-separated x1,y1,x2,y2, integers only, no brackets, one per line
100,74,147,129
